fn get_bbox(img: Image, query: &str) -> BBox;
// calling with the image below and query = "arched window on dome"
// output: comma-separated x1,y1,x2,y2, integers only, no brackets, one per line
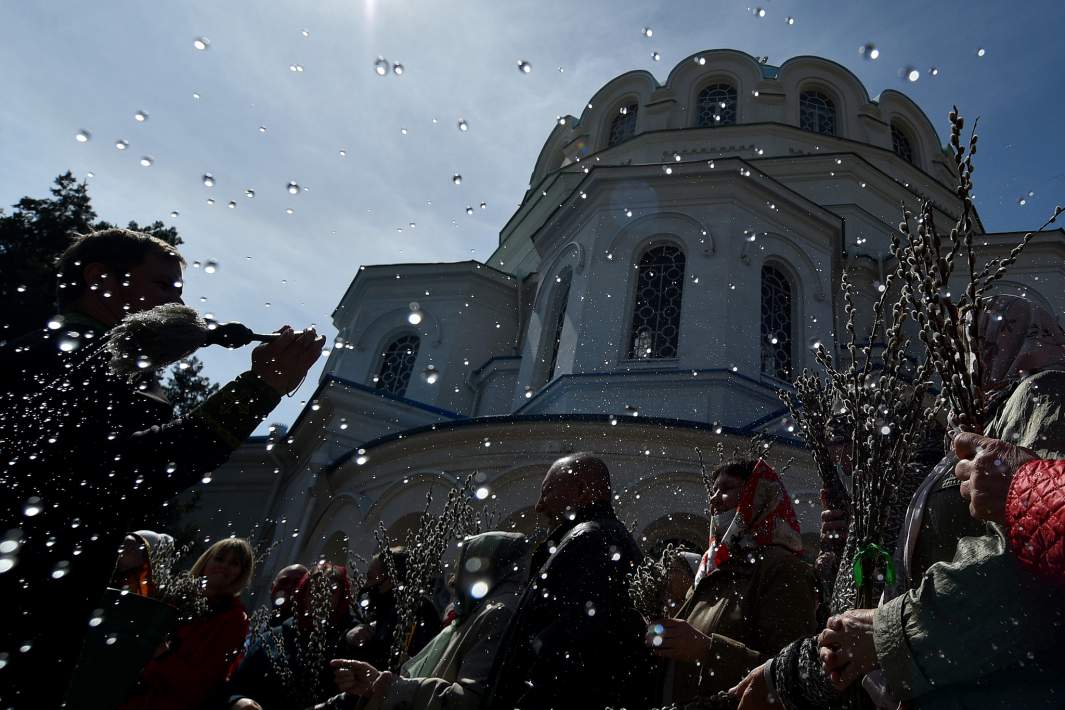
761,265,793,380
891,121,915,165
799,90,837,136
696,83,737,127
628,244,685,360
607,102,639,147
542,271,572,383
374,333,420,397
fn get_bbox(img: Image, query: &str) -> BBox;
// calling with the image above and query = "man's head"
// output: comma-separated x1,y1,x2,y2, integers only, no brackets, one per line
365,546,408,595
271,563,309,618
709,459,756,515
534,453,612,525
55,228,185,326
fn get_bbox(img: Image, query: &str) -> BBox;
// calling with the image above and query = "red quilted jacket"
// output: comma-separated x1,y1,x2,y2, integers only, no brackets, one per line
1006,459,1065,583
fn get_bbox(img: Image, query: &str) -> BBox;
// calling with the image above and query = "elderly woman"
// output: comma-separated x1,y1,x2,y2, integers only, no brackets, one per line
121,537,255,710
734,294,1065,709
649,458,817,704
330,531,530,710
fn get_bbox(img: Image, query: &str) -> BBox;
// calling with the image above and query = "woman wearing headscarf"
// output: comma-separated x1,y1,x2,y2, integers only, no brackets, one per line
110,530,175,598
648,458,817,705
227,562,358,710
734,294,1065,709
330,531,530,710
120,537,254,710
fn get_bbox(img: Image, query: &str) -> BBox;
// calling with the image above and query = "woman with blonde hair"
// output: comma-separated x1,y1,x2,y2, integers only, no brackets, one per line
120,537,255,710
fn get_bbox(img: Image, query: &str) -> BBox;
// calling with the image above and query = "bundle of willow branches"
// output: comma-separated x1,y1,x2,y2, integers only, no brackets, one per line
626,543,680,620
779,370,852,520
374,474,483,670
892,106,1063,432
811,264,941,607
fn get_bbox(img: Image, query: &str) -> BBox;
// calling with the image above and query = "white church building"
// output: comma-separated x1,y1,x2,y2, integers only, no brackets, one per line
185,49,1065,587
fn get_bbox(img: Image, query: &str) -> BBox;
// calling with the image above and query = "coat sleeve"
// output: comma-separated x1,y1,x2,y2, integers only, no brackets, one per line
701,554,818,690
368,603,514,710
124,371,281,502
873,525,1063,700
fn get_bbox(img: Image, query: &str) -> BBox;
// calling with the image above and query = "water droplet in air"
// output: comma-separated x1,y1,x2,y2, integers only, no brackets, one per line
244,189,255,198
23,497,42,517
642,27,653,37
458,119,469,132
287,181,300,194
170,211,179,218
475,487,490,500
285,207,294,215
227,200,236,209
470,581,489,598
517,60,532,74
452,174,462,185
301,29,310,37
373,57,389,76
204,260,218,274
339,149,347,157
754,7,766,18
288,64,304,73
465,206,474,216
860,44,880,60
392,62,404,75
258,126,267,134
786,16,795,25
75,130,91,143
652,51,661,61
202,173,215,187
51,561,70,579
905,67,919,82
977,48,986,57
193,37,210,51
114,139,128,150
139,156,153,167
134,111,148,122
694,56,706,65
1018,196,1027,206
929,66,939,76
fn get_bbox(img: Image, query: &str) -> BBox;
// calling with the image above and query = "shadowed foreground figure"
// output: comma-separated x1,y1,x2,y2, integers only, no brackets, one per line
0,228,324,708
486,453,653,710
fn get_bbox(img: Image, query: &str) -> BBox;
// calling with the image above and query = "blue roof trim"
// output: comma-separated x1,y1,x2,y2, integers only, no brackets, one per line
471,355,522,378
323,374,465,419
516,367,789,414
323,412,805,474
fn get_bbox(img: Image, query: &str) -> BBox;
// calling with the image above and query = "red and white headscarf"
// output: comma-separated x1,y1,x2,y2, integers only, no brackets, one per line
694,459,803,586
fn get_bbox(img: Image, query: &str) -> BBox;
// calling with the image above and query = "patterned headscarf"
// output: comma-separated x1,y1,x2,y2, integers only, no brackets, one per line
978,294,1065,394
694,459,803,586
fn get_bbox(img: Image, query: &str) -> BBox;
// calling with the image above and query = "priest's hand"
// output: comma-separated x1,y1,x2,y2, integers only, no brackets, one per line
818,609,877,690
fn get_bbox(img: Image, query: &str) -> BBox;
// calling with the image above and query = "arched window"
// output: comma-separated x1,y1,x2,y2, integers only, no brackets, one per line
799,90,837,136
607,102,639,147
374,333,419,397
761,265,793,379
543,272,571,382
891,122,915,164
696,83,737,127
628,245,685,359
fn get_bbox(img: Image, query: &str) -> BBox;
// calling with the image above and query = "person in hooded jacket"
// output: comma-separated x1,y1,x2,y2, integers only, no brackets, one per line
120,537,254,710
485,453,652,710
649,459,817,705
330,531,531,709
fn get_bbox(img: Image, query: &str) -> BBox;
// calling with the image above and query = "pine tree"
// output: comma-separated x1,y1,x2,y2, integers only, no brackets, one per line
164,356,221,417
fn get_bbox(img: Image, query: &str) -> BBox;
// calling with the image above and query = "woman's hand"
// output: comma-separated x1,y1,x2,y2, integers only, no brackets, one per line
644,618,711,662
818,609,878,690
730,662,777,710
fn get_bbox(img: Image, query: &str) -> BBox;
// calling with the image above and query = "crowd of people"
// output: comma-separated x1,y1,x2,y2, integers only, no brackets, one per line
1,227,1064,709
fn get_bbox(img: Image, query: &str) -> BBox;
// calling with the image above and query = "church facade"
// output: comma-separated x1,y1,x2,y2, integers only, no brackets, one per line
185,50,1065,587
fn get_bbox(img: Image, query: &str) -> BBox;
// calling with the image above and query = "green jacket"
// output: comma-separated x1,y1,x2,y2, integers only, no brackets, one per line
873,370,1065,708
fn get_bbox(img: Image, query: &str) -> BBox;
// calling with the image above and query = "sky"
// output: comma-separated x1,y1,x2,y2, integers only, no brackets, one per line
3,0,1064,432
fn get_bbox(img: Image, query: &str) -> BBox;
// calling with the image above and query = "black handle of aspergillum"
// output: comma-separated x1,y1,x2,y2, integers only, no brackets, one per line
202,322,279,349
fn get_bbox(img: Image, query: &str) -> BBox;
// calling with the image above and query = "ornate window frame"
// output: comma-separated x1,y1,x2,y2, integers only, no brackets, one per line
890,120,917,166
694,82,738,128
760,263,794,380
606,100,640,148
799,88,838,136
626,242,686,361
372,332,421,397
